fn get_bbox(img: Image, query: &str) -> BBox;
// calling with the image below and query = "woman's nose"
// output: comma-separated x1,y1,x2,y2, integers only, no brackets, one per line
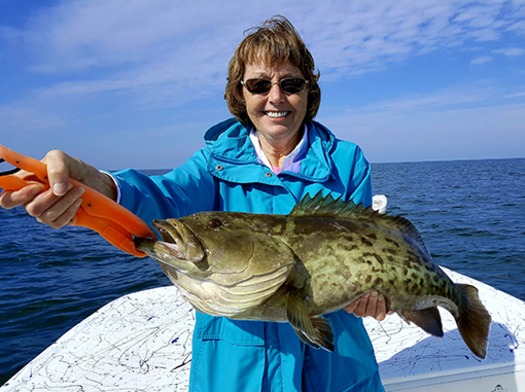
268,83,285,104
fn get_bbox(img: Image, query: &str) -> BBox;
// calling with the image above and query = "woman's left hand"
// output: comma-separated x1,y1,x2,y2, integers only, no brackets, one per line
345,292,388,321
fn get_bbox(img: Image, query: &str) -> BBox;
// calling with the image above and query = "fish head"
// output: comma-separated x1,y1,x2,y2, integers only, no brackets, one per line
135,212,290,281
135,212,297,317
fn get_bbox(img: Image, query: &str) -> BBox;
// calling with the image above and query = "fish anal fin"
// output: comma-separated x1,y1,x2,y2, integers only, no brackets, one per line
286,292,334,351
401,307,444,337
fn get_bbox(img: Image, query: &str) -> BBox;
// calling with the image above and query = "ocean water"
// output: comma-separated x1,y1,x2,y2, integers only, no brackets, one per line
1,158,524,385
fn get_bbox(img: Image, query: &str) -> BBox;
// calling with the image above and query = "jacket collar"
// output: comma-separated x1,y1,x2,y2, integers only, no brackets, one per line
204,118,334,182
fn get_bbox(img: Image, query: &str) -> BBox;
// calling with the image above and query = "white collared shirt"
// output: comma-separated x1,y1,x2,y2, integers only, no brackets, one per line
249,125,308,174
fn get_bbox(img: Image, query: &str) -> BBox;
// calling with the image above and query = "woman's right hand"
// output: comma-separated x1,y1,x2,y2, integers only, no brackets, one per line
0,150,117,229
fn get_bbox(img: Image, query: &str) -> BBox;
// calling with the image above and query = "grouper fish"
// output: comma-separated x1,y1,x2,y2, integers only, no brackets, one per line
135,192,491,358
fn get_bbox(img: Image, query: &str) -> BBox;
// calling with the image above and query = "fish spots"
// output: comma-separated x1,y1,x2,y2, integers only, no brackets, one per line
360,232,378,247
360,236,374,247
405,280,421,293
382,247,399,264
407,270,419,282
400,268,425,292
429,275,446,287
407,249,423,262
382,247,399,256
340,243,360,253
374,254,385,265
385,238,401,248
362,252,385,265
208,218,223,229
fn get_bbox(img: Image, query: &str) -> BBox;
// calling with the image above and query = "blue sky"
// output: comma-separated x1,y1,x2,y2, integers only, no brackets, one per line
1,0,524,169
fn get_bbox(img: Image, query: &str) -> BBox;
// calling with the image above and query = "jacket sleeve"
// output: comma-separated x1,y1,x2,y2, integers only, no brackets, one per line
112,148,216,227
329,137,372,207
347,145,372,207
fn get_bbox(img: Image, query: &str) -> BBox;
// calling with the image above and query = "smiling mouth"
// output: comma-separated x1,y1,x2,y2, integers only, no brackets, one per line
265,111,289,118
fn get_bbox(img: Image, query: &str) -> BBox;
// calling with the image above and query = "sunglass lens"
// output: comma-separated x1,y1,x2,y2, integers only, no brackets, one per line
280,78,307,93
245,79,272,94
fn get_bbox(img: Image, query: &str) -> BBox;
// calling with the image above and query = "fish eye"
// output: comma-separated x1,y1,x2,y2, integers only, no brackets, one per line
208,218,223,229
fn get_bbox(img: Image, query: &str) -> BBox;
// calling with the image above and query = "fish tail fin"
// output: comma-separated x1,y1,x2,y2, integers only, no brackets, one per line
456,283,491,359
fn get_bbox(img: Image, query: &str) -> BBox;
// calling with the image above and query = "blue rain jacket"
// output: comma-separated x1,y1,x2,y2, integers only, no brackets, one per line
113,118,384,391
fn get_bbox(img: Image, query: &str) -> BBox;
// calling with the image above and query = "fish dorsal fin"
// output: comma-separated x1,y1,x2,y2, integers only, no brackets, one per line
290,191,366,218
291,191,429,254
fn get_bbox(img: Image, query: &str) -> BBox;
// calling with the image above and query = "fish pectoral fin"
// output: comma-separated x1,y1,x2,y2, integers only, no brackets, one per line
286,293,334,351
400,307,444,337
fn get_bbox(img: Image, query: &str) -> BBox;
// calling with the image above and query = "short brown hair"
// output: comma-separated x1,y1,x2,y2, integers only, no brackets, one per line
225,16,321,125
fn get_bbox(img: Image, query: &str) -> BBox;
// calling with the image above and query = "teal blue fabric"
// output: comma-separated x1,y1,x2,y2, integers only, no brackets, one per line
113,118,384,391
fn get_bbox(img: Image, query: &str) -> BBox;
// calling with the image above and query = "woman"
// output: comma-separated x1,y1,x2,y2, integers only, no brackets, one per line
1,16,386,391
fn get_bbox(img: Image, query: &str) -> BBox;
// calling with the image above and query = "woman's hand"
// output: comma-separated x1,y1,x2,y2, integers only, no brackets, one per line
0,150,117,229
345,291,388,321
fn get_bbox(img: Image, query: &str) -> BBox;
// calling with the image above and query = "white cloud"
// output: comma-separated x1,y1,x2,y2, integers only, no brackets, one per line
471,56,494,65
468,45,525,66
492,47,525,56
503,91,525,98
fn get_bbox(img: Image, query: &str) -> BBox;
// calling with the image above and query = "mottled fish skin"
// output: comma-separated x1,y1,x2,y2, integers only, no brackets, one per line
135,192,491,358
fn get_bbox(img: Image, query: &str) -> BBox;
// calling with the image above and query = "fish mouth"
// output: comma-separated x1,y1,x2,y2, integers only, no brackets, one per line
134,236,156,254
133,235,183,265
134,219,205,264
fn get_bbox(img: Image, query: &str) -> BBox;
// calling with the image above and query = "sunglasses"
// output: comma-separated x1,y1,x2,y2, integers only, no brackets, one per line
241,77,309,95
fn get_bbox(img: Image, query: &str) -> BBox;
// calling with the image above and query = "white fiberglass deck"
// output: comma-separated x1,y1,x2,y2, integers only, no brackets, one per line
2,268,523,391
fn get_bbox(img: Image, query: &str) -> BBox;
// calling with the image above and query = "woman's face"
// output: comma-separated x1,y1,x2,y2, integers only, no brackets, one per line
242,61,308,144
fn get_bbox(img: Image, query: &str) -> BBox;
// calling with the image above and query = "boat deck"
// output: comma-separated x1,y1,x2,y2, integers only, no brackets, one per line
2,268,524,391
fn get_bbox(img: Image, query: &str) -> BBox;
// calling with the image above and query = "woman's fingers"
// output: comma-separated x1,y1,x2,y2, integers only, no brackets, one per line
0,183,45,209
1,149,113,230
27,186,85,228
345,292,388,321
42,150,76,197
